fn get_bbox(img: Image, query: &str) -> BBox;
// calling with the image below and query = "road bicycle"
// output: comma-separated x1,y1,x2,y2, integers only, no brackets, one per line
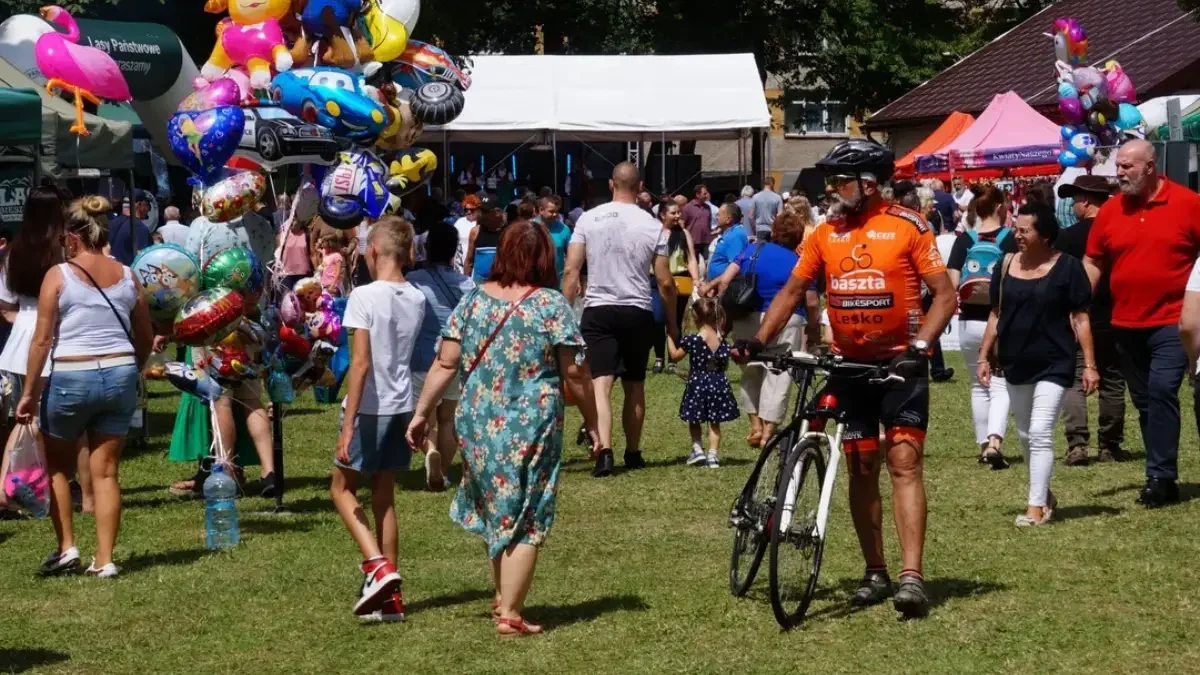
727,348,902,629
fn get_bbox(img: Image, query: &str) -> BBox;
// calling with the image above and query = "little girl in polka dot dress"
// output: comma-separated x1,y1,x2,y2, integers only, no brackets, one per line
666,298,739,468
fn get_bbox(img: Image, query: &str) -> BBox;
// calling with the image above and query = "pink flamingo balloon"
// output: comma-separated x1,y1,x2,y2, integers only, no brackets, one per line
35,5,132,137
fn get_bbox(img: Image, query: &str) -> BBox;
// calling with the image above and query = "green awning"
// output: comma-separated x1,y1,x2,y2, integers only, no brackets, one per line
0,87,42,146
98,103,143,126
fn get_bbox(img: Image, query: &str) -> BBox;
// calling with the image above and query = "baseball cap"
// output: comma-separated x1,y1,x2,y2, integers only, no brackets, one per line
477,193,501,212
1057,175,1115,200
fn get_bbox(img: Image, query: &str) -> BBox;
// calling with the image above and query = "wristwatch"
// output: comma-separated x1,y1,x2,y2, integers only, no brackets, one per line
912,339,930,352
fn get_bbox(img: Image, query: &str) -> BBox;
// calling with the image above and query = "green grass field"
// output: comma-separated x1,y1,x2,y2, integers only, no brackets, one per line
3,351,1200,674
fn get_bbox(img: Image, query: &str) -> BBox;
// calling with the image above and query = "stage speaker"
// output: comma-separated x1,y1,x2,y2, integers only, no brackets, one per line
645,154,702,197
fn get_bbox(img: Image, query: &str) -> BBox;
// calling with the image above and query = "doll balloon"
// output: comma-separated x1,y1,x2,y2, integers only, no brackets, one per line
1104,61,1137,104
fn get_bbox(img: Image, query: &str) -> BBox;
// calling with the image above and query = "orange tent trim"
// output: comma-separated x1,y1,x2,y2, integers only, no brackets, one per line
893,111,976,178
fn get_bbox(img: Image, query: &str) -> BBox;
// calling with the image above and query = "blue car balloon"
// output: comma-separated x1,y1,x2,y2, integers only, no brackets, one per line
271,67,388,144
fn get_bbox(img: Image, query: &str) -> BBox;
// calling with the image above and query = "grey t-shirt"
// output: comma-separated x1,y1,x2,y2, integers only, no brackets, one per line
751,189,783,234
570,201,667,312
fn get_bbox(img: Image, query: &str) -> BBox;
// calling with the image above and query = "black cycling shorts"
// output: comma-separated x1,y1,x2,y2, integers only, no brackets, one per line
822,361,930,445
580,305,656,381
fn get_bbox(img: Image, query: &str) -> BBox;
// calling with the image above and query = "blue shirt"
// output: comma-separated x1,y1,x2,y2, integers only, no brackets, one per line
534,216,572,280
708,226,750,281
733,242,805,317
108,215,150,266
932,190,957,233
406,265,476,372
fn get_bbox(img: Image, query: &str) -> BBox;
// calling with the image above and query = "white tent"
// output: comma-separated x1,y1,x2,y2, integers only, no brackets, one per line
420,53,771,143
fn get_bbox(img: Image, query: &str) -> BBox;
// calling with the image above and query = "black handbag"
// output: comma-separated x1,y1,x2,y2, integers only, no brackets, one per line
722,243,766,320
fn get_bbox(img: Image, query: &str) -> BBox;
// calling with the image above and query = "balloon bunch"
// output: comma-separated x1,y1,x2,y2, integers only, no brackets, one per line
257,277,344,399
1053,17,1145,169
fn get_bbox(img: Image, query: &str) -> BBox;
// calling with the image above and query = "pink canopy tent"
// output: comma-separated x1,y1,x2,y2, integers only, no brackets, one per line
916,91,1061,176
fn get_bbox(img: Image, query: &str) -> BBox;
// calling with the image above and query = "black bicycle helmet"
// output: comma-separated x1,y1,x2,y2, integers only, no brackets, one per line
816,139,895,182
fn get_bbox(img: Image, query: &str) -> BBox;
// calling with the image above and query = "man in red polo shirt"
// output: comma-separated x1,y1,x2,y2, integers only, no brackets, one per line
1084,139,1200,508
681,183,714,262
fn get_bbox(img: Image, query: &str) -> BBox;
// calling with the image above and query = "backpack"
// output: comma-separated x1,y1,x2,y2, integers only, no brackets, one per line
958,228,1010,305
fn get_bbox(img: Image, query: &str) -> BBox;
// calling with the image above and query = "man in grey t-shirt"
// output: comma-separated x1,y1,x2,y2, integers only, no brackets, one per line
750,177,783,241
564,161,678,478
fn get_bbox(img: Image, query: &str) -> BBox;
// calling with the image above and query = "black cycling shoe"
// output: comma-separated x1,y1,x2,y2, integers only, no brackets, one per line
893,573,930,619
851,571,893,607
592,449,615,478
1136,478,1180,509
624,450,646,470
930,367,955,383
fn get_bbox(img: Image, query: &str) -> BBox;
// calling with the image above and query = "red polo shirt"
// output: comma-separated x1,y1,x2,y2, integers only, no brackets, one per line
1085,179,1200,328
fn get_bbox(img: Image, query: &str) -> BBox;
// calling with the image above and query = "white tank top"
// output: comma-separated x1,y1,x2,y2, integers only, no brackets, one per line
54,262,137,359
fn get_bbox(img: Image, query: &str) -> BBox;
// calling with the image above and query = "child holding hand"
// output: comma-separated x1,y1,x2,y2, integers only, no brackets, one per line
666,298,739,468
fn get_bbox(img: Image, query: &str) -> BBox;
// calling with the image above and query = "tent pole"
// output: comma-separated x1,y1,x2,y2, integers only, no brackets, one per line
442,129,449,193
660,131,666,195
552,132,558,196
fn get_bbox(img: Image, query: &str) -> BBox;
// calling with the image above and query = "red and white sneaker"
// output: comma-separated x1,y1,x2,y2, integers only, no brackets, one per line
361,591,406,622
354,558,402,616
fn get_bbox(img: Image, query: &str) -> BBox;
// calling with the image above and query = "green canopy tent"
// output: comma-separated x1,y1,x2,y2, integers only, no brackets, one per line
0,87,42,227
0,55,134,174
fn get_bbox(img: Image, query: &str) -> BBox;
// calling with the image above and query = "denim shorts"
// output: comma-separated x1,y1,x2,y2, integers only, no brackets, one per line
41,364,139,441
334,412,414,474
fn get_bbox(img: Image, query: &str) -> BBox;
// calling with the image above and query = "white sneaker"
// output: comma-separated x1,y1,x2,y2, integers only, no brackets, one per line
425,449,446,491
706,451,720,469
40,547,81,576
84,560,119,578
686,449,707,466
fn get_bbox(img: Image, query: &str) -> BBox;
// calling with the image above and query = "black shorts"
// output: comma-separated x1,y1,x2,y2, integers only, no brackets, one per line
822,361,929,445
580,305,656,381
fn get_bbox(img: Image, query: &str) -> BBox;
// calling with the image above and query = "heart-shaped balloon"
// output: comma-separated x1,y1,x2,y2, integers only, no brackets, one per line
179,77,243,112
168,106,246,185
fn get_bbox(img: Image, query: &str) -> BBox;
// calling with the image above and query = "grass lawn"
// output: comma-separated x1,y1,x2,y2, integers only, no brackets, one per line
4,351,1200,674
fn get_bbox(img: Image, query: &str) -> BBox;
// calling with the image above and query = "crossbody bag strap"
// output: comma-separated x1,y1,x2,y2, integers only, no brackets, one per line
429,267,465,308
997,253,1014,317
463,287,538,381
745,242,767,277
66,261,134,345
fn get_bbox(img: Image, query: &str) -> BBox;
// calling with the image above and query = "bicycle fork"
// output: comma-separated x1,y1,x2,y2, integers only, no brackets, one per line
777,420,845,542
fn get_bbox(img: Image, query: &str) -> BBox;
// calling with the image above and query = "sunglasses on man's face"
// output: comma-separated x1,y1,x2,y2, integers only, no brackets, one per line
465,208,478,213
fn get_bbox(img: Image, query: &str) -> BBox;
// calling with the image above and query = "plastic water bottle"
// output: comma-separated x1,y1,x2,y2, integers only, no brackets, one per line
9,477,47,519
203,465,240,550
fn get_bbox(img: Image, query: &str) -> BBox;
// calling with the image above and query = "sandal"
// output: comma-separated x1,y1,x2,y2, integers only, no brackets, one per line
746,432,763,448
491,599,501,622
496,616,543,638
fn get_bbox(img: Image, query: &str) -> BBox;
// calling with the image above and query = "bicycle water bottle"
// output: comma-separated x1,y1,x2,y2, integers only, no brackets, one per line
203,465,240,550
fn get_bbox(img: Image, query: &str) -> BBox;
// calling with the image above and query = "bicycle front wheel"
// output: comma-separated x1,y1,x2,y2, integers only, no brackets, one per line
729,432,793,597
768,440,827,629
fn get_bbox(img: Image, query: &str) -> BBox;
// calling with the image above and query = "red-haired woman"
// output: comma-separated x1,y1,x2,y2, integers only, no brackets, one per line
408,220,600,637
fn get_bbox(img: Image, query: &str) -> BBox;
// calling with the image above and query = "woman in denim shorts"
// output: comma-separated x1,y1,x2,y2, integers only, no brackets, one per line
16,196,153,578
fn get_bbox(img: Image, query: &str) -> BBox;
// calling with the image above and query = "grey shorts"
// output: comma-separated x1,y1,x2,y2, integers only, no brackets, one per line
334,412,414,474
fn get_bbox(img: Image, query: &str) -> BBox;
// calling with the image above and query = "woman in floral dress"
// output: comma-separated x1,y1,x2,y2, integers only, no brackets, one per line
408,220,600,637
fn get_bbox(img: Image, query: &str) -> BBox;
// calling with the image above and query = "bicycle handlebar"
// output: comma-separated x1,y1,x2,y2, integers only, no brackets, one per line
747,349,905,385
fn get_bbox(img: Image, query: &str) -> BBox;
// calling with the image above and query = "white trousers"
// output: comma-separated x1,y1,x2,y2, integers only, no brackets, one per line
733,313,804,424
1008,380,1066,508
960,319,1010,445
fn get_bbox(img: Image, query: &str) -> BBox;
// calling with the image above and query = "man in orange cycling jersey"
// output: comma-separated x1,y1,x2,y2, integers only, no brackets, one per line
736,140,957,618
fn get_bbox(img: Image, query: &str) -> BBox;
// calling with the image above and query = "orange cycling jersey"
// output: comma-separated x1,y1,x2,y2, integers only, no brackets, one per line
793,203,946,362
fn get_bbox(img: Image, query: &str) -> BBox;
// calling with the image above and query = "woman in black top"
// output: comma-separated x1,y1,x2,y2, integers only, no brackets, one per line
978,203,1097,527
946,186,1018,467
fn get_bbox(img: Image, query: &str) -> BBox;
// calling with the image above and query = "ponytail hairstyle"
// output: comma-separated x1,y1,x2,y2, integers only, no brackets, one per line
65,196,111,251
691,296,726,335
973,185,1006,222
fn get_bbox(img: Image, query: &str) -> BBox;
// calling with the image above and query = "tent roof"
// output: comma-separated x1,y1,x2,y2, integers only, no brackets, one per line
421,53,771,142
916,91,1061,175
894,111,975,177
0,87,41,146
0,55,134,171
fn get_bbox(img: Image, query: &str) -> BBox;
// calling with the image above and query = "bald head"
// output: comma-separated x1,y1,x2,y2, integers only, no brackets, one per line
610,162,641,199
1116,139,1158,200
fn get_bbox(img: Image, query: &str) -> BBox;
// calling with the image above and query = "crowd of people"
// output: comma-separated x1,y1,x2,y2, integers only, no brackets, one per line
2,135,1200,631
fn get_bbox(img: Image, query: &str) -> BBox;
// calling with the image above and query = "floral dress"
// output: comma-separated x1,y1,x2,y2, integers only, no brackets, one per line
443,287,584,558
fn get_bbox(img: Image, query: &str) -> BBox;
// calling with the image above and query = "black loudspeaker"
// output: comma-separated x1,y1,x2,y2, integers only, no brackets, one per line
1159,141,1194,189
645,154,703,197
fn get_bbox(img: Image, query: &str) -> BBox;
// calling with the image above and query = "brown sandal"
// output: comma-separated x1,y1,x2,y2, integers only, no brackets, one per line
496,616,543,638
746,432,763,448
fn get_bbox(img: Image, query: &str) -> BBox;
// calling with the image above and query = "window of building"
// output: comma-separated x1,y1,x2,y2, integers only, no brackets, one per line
783,101,847,137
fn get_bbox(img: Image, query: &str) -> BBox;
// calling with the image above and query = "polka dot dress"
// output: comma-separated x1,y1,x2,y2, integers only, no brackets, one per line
678,334,740,424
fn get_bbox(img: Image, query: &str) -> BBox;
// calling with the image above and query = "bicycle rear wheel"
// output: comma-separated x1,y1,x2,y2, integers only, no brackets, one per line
729,431,793,597
768,440,827,628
